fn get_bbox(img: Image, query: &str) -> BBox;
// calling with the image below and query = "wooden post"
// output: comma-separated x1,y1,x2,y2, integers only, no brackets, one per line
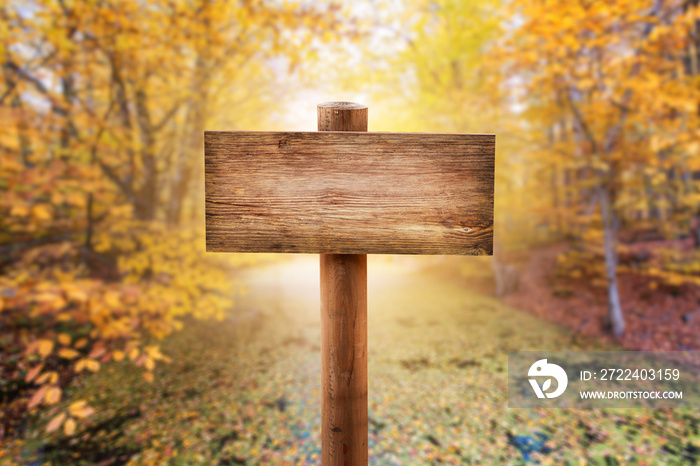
318,102,368,466
205,103,495,464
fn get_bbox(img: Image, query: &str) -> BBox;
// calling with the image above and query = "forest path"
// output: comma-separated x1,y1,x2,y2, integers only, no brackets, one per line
28,255,696,465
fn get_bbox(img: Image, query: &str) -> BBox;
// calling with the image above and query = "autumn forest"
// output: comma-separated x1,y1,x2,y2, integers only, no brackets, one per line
2,0,700,464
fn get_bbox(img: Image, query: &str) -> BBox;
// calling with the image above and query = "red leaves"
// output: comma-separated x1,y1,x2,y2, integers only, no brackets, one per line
504,243,700,351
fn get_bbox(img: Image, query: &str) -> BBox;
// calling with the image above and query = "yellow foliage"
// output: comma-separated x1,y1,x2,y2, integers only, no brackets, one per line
36,372,58,385
37,339,54,358
44,387,62,405
72,338,88,349
63,418,76,436
75,358,100,373
10,205,29,217
31,204,52,221
68,400,95,419
57,333,71,346
0,0,344,440
58,348,80,360
144,357,155,371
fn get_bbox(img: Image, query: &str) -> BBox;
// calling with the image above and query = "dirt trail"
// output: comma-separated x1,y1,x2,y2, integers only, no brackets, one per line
222,255,609,464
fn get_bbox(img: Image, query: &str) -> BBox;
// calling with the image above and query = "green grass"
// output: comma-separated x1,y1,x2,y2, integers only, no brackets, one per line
10,256,700,465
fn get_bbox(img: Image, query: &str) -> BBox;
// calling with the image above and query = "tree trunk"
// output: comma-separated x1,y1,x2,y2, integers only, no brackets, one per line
166,89,206,225
166,0,211,225
599,185,625,337
492,239,519,297
2,64,33,165
134,88,158,221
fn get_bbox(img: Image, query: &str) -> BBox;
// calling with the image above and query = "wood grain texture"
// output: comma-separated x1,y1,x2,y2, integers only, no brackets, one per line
318,101,368,466
205,131,494,255
317,101,368,132
320,253,368,466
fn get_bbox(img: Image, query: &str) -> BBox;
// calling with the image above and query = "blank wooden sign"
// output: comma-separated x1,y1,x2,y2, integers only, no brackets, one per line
205,131,495,255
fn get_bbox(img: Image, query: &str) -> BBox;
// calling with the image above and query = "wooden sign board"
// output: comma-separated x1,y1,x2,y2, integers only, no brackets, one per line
205,131,495,255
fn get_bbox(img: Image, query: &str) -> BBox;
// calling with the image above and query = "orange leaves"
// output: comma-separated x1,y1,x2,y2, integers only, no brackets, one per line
89,342,107,359
3,223,235,437
145,345,164,361
8,202,54,224
64,418,77,436
0,0,288,442
27,386,48,409
74,338,89,349
46,413,66,433
58,348,80,360
46,401,94,436
75,358,101,373
30,204,53,221
144,358,155,371
25,364,44,383
137,354,156,372
495,0,700,256
9,205,29,217
65,191,87,208
45,386,62,405
57,333,71,346
37,339,54,358
69,400,95,419
103,290,122,309
36,371,58,385
62,283,89,304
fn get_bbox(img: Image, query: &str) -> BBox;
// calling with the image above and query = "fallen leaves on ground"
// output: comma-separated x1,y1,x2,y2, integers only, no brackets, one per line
3,257,698,465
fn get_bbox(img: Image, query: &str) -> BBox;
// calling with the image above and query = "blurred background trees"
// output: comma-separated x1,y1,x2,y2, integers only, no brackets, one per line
496,0,700,336
0,0,351,438
1,0,699,453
